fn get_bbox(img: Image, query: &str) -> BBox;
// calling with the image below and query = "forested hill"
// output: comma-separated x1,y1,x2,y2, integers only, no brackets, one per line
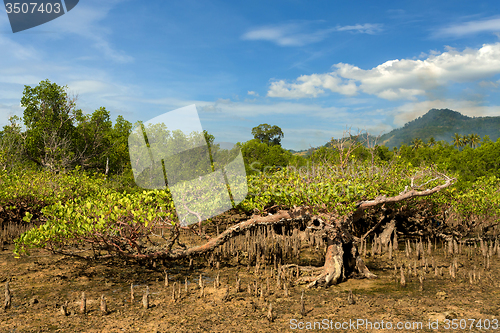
378,108,500,149
289,108,500,155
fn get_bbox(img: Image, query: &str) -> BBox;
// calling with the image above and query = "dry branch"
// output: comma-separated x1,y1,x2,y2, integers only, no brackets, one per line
355,174,455,213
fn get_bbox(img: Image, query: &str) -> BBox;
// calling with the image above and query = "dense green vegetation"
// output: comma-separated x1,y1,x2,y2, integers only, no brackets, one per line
1,80,499,258
0,79,134,175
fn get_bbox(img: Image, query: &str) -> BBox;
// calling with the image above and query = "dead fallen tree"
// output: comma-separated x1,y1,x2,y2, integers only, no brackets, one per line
42,169,454,288
164,172,455,288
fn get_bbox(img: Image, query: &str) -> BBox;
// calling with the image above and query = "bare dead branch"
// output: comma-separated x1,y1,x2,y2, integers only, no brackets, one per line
355,174,455,213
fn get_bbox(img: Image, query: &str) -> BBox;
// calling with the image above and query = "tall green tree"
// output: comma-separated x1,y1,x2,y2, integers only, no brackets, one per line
21,79,83,172
73,106,114,172
251,124,284,146
19,79,133,175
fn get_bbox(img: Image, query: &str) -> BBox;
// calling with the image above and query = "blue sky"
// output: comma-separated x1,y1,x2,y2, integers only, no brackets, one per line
1,0,500,150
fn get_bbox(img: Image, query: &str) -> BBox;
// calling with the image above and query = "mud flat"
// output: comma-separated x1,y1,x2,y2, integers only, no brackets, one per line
1,235,500,332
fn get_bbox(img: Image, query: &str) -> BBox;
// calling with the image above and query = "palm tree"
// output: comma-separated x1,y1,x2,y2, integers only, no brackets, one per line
461,135,470,148
469,133,480,148
427,136,436,147
452,133,462,150
411,138,424,150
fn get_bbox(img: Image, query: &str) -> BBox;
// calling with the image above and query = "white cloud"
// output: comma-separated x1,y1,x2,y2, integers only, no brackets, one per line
268,79,322,98
434,17,500,38
242,22,382,47
478,80,499,88
247,91,258,96
268,73,357,98
241,23,334,46
268,43,500,100
335,23,383,34
377,88,425,101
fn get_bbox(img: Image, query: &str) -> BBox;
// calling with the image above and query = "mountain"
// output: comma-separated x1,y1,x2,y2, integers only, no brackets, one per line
290,108,500,155
378,108,500,149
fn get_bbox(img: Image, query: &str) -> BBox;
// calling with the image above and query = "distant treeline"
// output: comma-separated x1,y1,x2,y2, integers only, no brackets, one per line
1,80,499,192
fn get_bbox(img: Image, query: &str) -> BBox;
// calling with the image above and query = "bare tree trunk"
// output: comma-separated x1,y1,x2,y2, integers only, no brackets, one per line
303,174,454,288
304,219,377,288
310,240,345,287
379,219,396,249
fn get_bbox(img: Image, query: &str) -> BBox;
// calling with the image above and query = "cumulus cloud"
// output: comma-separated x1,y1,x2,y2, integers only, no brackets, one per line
268,43,500,100
268,73,357,98
434,17,500,38
242,22,382,47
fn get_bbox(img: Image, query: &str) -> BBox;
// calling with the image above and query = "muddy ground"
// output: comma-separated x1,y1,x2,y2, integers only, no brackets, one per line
1,230,500,333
